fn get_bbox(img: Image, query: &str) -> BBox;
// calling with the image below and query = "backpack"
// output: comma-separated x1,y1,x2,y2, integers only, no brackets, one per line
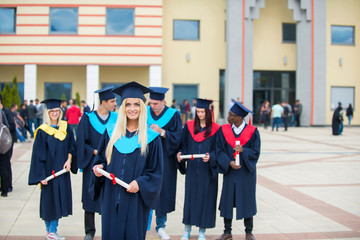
0,110,12,154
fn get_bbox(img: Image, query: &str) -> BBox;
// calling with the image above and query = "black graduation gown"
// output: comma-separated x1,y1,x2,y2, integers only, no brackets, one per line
179,122,219,228
332,107,341,135
216,124,261,220
28,124,77,221
148,106,183,216
76,111,117,213
89,129,163,240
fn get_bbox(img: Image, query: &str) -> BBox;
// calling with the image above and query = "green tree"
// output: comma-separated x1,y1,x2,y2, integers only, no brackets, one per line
11,76,21,107
75,92,81,108
61,93,67,101
2,83,12,108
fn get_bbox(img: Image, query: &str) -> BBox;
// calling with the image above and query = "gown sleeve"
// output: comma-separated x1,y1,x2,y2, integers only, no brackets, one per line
208,131,219,179
216,127,233,174
89,129,109,200
76,114,95,169
241,129,261,173
177,123,189,175
136,136,164,209
28,130,47,185
66,125,78,174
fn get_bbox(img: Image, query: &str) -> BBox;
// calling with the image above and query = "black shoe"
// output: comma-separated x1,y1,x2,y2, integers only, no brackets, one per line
1,192,8,197
8,187,13,192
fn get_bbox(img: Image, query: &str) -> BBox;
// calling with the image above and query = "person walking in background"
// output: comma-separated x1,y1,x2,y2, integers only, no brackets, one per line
281,101,290,131
346,104,353,127
215,100,261,240
180,100,187,126
19,103,30,139
10,103,26,143
332,102,342,136
148,87,183,240
259,100,270,129
60,100,68,121
81,100,91,113
185,99,191,122
35,99,45,129
171,99,178,110
271,102,283,132
90,82,163,240
292,100,302,127
339,109,344,135
27,100,36,137
28,99,77,240
76,87,117,240
177,98,220,240
66,99,82,138
190,99,196,120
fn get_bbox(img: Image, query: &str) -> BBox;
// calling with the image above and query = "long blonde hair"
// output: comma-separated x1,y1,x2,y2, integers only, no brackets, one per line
105,98,148,164
43,108,63,126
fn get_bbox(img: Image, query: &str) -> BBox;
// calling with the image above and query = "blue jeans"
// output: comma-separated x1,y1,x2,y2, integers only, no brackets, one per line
339,122,344,135
348,115,352,126
272,117,281,131
16,127,26,142
45,219,59,233
27,118,35,137
156,214,167,232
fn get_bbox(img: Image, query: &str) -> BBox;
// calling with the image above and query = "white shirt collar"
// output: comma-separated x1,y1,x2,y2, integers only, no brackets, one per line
232,121,245,135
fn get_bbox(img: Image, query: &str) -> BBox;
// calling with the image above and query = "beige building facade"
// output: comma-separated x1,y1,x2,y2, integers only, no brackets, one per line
0,0,358,126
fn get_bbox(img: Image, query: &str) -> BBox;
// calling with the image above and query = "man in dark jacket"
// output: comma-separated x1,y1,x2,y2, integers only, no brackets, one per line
0,93,16,197
27,100,37,137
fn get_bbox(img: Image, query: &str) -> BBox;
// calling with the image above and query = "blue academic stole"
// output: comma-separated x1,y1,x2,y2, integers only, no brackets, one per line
86,111,118,135
106,125,159,154
147,106,179,128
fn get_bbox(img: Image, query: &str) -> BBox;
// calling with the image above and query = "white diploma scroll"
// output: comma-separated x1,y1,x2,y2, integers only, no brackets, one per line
179,154,206,160
95,167,130,189
235,141,240,166
45,169,67,182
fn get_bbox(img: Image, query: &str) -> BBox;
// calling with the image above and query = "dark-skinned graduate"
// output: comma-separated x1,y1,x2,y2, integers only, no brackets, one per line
176,98,220,240
147,87,182,240
215,100,261,240
76,87,117,240
28,99,78,240
90,82,164,240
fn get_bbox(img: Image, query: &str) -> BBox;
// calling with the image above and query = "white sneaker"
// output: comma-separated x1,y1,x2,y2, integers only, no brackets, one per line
157,228,171,240
46,233,65,240
54,233,65,240
180,231,190,240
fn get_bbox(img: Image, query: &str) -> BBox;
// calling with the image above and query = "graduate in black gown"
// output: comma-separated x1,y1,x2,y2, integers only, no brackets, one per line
147,87,182,239
215,100,261,240
332,102,342,136
90,82,164,240
76,87,117,240
176,98,220,240
28,99,77,240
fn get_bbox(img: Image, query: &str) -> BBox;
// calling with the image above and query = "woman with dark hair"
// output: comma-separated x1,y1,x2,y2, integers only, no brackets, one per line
177,98,220,240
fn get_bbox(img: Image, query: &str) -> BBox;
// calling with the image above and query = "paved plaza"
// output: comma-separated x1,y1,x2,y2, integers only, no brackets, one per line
0,126,359,240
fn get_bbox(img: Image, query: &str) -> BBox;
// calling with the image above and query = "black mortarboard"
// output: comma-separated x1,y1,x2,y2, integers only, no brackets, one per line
195,98,213,109
41,99,62,109
149,87,169,101
230,99,254,117
95,87,116,102
112,81,152,102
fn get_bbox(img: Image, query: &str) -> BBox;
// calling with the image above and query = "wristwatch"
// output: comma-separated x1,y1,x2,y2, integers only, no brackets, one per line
160,129,165,137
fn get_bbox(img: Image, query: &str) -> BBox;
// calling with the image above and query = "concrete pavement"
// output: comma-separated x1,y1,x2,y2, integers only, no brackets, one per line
0,126,359,240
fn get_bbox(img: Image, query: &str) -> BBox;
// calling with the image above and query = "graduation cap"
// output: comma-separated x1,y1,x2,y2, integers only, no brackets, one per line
195,98,213,109
230,99,254,117
112,81,152,102
95,86,116,102
41,99,62,109
149,87,169,101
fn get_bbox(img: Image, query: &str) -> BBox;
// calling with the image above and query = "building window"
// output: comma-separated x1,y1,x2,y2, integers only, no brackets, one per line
45,83,72,100
106,8,134,35
0,8,16,34
331,87,354,110
50,8,78,34
331,25,354,45
173,20,200,41
282,23,296,43
0,82,24,103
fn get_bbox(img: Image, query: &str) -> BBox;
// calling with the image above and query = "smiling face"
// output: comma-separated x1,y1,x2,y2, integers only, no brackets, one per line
196,108,206,121
48,108,61,122
125,98,141,120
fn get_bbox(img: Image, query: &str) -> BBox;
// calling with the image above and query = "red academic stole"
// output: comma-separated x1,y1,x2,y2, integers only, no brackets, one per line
187,120,220,142
221,123,256,147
